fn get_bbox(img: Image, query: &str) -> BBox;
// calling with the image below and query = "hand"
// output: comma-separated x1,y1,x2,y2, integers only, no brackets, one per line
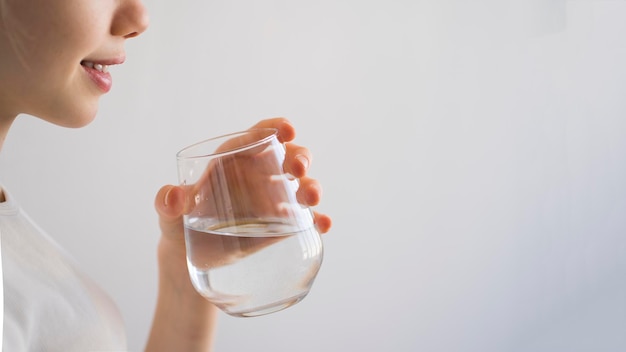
147,118,332,351
156,118,331,245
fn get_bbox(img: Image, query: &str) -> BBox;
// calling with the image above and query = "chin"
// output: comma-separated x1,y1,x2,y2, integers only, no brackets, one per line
61,120,97,129
34,104,100,128
63,114,98,128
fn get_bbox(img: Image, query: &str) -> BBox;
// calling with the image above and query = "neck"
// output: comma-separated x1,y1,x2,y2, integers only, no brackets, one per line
0,112,17,151
0,112,14,203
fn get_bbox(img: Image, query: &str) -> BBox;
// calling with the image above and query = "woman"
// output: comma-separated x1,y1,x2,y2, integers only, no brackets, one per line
0,0,332,350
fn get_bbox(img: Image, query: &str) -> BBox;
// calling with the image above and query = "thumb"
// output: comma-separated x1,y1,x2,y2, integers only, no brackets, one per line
155,185,186,239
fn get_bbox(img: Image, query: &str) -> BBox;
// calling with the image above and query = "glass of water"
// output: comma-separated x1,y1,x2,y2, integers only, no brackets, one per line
176,128,324,317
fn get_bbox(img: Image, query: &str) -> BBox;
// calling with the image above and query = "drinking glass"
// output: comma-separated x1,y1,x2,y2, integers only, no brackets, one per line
176,128,324,317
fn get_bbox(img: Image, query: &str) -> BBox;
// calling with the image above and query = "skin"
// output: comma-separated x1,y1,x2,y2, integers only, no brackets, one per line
0,0,332,351
149,119,332,351
0,0,148,127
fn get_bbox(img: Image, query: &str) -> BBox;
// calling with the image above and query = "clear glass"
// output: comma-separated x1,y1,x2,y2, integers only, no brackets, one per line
176,128,323,317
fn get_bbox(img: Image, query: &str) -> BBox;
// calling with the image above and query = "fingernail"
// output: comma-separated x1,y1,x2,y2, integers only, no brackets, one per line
296,155,309,170
164,187,173,206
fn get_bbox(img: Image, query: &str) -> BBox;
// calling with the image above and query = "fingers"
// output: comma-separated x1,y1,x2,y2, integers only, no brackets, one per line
250,117,296,143
249,118,309,177
313,211,332,234
295,175,332,234
296,177,322,206
155,185,186,238
217,118,332,237
284,143,312,178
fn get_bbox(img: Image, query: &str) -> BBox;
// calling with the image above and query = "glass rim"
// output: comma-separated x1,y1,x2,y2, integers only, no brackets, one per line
176,128,278,160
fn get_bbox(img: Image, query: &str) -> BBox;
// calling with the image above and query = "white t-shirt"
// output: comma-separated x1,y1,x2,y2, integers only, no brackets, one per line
0,188,127,351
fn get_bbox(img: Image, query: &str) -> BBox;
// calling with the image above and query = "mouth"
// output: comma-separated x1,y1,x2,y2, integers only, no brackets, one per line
81,60,110,73
80,56,125,71
81,59,118,93
79,56,125,93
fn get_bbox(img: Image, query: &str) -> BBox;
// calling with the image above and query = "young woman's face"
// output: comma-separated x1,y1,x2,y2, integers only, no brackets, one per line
0,0,148,127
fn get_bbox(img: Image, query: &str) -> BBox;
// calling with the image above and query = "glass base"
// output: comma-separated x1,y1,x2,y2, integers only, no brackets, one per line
222,292,309,317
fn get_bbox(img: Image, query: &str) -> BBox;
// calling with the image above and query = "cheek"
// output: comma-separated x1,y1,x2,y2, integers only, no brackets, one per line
4,0,106,62
1,9,59,72
2,0,109,124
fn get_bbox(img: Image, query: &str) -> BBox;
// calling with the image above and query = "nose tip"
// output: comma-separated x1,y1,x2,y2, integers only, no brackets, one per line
112,0,150,39
124,12,149,39
131,5,150,37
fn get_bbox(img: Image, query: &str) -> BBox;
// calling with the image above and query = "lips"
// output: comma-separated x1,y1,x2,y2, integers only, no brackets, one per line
80,57,125,93
82,61,109,73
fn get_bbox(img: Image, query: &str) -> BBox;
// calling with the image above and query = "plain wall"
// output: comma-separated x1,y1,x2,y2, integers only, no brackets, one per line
1,0,625,351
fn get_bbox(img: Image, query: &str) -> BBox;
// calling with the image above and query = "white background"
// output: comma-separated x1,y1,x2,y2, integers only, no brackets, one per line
1,0,625,351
